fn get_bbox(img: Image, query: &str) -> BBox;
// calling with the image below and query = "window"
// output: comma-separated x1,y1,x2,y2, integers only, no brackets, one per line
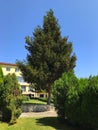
31,94,34,98
40,94,44,98
17,76,24,82
28,86,33,91
21,86,26,92
15,68,19,72
6,67,10,71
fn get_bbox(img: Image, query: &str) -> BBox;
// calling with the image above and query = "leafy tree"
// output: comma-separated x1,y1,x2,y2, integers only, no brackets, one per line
17,9,76,104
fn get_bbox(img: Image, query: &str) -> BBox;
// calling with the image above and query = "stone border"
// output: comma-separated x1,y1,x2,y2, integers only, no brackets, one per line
22,104,55,112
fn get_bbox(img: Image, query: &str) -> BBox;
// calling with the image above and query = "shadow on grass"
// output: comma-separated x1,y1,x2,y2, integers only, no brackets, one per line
35,117,84,130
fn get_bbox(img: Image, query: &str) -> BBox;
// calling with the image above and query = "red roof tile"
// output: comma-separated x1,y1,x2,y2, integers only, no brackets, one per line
0,62,17,67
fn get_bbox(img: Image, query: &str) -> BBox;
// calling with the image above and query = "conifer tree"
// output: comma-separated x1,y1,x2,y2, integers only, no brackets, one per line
0,73,22,123
17,9,76,104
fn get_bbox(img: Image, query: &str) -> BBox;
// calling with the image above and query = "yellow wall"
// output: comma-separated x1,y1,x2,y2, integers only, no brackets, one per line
1,66,21,76
0,63,30,93
0,63,48,98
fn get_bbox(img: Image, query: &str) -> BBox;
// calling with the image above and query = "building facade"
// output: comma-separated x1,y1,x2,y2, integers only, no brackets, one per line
0,62,48,98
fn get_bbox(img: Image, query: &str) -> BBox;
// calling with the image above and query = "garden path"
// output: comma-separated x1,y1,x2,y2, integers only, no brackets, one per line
20,110,57,118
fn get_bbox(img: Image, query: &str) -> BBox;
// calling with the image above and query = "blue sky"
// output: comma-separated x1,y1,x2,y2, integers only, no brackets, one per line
0,0,98,78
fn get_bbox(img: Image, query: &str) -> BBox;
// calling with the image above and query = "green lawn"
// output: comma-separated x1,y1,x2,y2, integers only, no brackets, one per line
23,99,47,104
0,117,84,130
23,98,51,105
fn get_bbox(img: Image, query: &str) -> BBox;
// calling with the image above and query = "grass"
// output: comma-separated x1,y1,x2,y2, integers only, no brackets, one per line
23,98,47,104
23,98,52,105
0,117,84,130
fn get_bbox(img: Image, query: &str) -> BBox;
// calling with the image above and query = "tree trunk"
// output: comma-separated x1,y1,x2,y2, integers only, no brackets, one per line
47,85,52,105
47,91,51,105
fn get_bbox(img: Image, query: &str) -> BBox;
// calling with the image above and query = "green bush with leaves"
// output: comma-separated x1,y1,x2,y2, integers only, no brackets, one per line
0,73,22,124
65,76,98,129
53,73,98,129
0,66,4,110
22,95,30,101
65,78,88,125
80,76,98,129
53,72,78,122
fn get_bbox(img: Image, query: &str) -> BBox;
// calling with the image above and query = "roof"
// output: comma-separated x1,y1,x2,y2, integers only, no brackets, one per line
0,62,17,67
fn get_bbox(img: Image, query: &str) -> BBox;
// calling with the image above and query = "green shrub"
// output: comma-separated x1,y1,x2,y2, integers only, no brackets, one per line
22,95,30,101
1,73,22,124
65,76,98,129
8,97,22,124
53,73,98,130
65,78,88,125
80,76,98,129
2,107,11,122
53,72,78,122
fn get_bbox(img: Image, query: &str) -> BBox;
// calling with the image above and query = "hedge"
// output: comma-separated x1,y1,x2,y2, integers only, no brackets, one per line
53,72,98,130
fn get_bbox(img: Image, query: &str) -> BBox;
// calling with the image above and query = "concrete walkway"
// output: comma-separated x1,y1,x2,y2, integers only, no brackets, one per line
20,110,57,118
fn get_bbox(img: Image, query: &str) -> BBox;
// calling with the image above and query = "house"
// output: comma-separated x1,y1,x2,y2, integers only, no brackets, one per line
0,62,48,98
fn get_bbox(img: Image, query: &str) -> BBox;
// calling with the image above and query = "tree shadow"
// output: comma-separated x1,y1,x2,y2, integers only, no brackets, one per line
35,117,84,130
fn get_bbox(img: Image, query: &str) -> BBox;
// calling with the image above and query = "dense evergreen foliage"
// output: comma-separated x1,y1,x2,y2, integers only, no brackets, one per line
0,66,3,84
53,73,98,130
53,72,78,122
0,66,4,110
17,9,76,104
0,72,22,124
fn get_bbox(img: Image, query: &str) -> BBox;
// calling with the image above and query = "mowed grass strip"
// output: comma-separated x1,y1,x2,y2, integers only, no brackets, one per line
0,117,83,130
23,98,47,104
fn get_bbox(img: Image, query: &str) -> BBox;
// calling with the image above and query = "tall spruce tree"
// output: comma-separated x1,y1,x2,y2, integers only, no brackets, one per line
17,9,76,104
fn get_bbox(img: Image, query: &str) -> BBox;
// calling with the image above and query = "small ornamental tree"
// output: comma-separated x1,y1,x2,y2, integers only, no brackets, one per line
1,73,22,124
17,9,76,104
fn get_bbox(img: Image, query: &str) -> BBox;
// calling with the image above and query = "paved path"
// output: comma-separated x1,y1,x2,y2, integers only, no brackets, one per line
20,110,57,118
